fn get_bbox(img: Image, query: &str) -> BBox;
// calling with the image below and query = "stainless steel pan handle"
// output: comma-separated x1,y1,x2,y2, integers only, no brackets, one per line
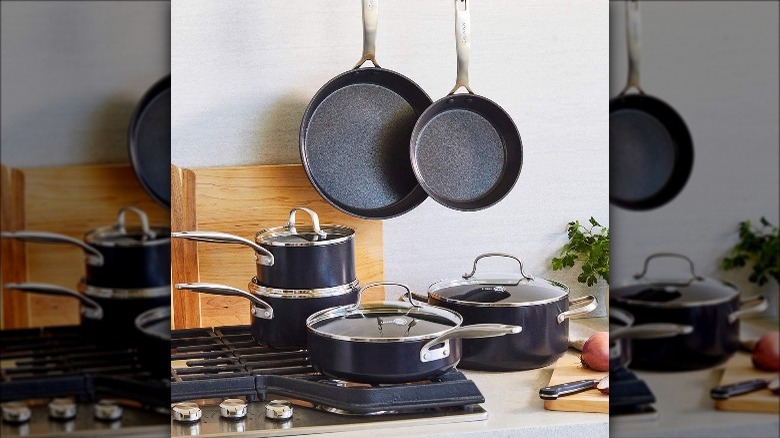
420,323,521,363
728,295,767,324
175,282,274,320
633,253,704,286
0,231,104,266
449,0,474,94
619,0,645,95
463,253,534,284
171,231,274,266
4,282,103,320
611,323,693,340
116,206,156,240
354,0,380,68
286,207,327,239
557,295,598,324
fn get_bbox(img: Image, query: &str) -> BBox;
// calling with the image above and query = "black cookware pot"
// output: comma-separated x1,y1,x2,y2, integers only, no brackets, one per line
175,278,359,349
609,307,692,371
134,306,170,378
173,207,355,290
305,282,521,384
3,282,169,346
0,206,170,289
424,254,597,371
610,253,767,371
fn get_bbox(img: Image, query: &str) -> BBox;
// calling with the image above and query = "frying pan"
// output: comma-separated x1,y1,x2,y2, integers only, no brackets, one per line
610,0,693,210
409,0,522,211
300,0,432,219
128,75,171,208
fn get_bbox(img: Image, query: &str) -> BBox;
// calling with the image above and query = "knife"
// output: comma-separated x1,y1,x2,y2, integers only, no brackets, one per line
710,377,780,400
539,377,606,400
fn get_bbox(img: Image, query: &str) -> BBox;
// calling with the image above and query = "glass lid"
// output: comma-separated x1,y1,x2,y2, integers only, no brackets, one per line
255,207,354,247
611,253,739,307
306,283,462,342
85,206,170,247
429,254,569,307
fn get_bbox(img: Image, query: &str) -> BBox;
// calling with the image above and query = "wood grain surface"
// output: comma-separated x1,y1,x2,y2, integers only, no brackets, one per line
170,164,384,329
543,350,609,414
1,164,168,328
714,352,780,414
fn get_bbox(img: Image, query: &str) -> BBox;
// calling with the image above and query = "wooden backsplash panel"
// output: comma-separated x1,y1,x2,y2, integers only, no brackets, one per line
171,164,384,329
1,164,168,329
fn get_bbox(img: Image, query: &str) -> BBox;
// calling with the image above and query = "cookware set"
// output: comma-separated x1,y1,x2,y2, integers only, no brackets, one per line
2,206,171,346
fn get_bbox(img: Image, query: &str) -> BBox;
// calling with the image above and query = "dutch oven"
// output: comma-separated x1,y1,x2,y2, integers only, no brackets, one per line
610,253,768,371
134,306,170,378
175,278,359,349
305,282,521,384
424,253,597,371
173,207,355,290
1,206,170,289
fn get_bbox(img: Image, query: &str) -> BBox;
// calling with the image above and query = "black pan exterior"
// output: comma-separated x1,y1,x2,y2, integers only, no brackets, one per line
82,294,170,347
257,242,355,290
251,288,359,349
609,94,693,210
610,297,740,371
410,94,522,211
128,75,171,208
430,296,567,371
300,67,432,219
306,331,462,384
85,240,171,289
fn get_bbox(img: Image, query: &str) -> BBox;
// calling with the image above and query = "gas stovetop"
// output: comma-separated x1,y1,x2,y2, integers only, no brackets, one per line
171,325,489,437
0,325,169,437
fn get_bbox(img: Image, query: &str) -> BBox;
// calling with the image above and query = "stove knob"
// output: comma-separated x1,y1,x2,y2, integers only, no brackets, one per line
94,399,123,421
172,402,202,423
48,398,77,420
265,400,293,421
219,399,247,419
1,401,31,424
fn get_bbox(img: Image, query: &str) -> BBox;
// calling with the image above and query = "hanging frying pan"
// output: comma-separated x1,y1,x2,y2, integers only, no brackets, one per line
300,0,432,219
409,0,522,211
610,0,693,210
128,75,171,208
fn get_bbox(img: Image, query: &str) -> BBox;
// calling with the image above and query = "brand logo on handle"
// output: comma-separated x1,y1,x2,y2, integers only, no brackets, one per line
461,22,468,45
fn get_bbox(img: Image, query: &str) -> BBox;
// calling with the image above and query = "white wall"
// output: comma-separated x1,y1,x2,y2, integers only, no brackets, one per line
609,2,779,310
172,0,609,313
0,1,171,167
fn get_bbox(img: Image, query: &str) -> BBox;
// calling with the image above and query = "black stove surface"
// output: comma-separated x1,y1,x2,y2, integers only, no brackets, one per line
171,325,487,415
610,365,659,421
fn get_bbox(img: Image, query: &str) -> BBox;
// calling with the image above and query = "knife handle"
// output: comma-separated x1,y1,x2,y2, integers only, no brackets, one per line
539,379,598,400
711,379,769,400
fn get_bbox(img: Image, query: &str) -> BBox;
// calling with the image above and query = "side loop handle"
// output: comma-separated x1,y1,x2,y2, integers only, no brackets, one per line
633,253,704,286
353,0,381,69
287,207,327,239
619,0,645,96
116,206,155,240
449,0,475,95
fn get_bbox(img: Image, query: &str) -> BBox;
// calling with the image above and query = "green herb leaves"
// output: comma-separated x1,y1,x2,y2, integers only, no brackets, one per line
552,217,609,287
722,217,779,286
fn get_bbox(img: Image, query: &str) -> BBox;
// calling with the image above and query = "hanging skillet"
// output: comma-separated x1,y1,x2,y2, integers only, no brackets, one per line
128,75,171,208
300,0,432,219
409,0,522,211
610,0,693,210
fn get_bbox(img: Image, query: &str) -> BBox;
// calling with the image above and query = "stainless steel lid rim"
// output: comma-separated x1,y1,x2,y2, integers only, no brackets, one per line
428,278,570,307
255,225,355,247
249,278,358,298
85,225,171,247
80,281,171,298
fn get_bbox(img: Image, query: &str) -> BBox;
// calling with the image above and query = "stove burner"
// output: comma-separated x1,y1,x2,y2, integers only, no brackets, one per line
94,399,123,421
220,399,248,419
1,402,31,424
48,398,77,420
172,402,202,423
265,400,293,421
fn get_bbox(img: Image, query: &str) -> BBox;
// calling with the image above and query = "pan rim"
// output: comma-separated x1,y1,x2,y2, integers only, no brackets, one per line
300,66,432,219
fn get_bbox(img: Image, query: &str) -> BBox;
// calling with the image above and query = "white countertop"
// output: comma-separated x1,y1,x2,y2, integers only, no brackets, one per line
312,318,610,438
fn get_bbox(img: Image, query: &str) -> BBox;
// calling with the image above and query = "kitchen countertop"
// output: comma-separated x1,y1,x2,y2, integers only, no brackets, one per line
611,318,780,438
311,318,610,438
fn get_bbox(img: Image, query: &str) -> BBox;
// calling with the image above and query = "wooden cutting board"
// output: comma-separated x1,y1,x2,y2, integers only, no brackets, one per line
171,164,384,329
543,351,609,414
714,352,779,414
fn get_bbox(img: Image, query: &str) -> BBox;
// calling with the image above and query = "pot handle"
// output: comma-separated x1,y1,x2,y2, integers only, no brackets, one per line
420,323,521,363
619,0,645,96
286,207,327,239
171,231,274,266
175,282,274,320
463,253,534,284
354,282,422,310
727,295,767,324
4,282,103,320
557,295,598,324
633,253,704,287
134,306,171,341
354,0,380,68
449,0,474,94
115,206,156,240
611,323,693,340
0,231,104,266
